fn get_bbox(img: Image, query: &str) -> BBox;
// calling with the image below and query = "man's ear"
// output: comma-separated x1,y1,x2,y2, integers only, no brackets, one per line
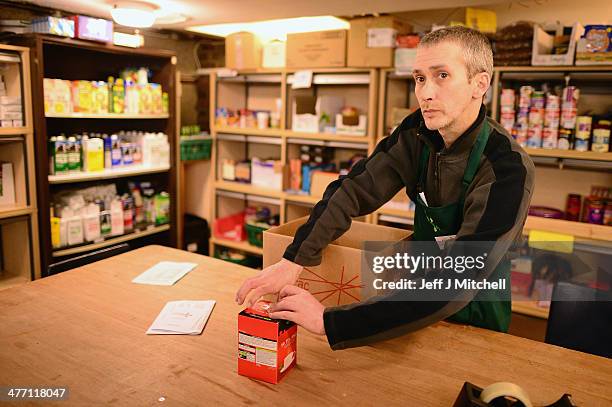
472,72,491,100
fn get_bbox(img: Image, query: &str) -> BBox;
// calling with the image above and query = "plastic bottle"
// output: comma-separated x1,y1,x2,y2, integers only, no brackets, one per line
86,137,104,172
83,203,101,242
110,198,124,236
55,135,68,174
111,134,122,167
123,195,134,233
67,136,81,173
103,134,112,169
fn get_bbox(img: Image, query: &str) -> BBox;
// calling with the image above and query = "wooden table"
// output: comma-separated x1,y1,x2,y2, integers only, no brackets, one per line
1,246,610,406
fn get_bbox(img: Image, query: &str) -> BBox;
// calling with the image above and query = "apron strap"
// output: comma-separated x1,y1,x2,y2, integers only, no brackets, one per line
417,142,429,193
460,120,490,201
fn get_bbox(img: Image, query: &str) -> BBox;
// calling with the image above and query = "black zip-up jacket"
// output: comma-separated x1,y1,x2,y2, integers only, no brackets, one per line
283,106,535,350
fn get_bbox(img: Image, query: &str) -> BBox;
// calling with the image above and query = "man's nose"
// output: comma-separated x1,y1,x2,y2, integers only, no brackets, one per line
418,81,435,102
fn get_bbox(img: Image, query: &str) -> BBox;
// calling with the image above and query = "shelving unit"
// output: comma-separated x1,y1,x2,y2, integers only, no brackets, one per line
52,224,170,257
208,68,379,260
0,44,40,290
12,34,179,276
45,113,170,119
48,164,171,184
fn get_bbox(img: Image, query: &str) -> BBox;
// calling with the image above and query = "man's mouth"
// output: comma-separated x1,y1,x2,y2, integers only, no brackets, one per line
422,109,440,116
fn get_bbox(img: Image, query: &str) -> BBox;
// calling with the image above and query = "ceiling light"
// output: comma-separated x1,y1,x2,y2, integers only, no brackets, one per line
187,16,350,41
111,1,158,28
154,11,188,25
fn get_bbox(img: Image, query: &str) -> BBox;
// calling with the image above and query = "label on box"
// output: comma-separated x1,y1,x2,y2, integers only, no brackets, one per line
367,28,397,48
292,70,313,89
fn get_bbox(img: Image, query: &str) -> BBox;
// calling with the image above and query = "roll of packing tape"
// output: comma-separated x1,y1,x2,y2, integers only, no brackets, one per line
480,382,533,407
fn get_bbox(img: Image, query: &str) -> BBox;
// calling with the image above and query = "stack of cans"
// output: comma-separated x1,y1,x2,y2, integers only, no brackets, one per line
500,89,515,134
559,86,580,149
526,90,544,148
542,94,560,149
513,86,532,147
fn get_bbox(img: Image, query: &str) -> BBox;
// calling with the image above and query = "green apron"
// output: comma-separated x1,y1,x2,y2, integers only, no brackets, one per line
413,121,511,332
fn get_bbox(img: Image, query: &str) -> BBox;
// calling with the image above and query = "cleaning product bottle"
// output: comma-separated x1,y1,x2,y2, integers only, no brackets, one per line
111,134,122,167
110,198,124,236
103,134,112,169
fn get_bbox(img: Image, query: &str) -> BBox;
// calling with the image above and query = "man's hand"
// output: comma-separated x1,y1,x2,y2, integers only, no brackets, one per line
235,258,303,307
269,286,326,336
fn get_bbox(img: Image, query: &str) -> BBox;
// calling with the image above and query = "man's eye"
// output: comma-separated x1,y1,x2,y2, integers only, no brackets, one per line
415,76,425,83
439,72,448,79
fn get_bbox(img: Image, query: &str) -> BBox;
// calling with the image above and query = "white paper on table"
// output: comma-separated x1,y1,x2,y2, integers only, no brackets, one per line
132,262,198,286
146,300,216,335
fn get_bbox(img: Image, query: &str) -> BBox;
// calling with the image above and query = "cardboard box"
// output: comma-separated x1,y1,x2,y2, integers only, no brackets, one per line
347,16,411,68
0,96,21,105
532,23,584,66
251,158,284,190
286,30,347,68
72,15,113,43
292,95,344,133
238,300,297,384
335,113,367,136
262,40,286,68
394,48,417,74
226,32,262,70
263,217,412,307
0,162,15,206
309,171,339,198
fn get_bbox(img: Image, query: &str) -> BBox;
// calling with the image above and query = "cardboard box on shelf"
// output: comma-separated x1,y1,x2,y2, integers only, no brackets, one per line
0,96,21,106
286,30,347,68
335,113,367,136
348,16,411,68
309,171,339,198
263,217,412,307
532,23,584,66
292,95,344,133
226,32,262,70
0,111,22,120
394,48,418,74
0,162,15,206
0,120,12,127
251,158,284,190
575,25,612,66
262,40,286,69
238,300,297,384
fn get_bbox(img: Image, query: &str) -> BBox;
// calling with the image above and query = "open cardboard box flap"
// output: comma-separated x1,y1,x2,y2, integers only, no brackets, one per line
263,216,412,306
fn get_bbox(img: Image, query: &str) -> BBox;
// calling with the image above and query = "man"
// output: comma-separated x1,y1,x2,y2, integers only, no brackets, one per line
236,26,535,350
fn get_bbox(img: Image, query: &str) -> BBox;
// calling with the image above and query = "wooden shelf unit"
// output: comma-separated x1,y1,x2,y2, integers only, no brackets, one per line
208,68,379,259
0,44,40,290
52,224,170,258
12,34,179,276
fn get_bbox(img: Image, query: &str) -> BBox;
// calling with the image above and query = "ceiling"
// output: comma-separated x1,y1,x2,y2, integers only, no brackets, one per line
25,0,508,31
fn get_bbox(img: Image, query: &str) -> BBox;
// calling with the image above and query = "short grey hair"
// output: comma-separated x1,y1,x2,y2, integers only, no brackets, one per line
419,26,493,81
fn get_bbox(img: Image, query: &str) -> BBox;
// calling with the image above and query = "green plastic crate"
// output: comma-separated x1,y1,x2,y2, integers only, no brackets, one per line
214,249,259,268
245,222,270,248
180,135,212,161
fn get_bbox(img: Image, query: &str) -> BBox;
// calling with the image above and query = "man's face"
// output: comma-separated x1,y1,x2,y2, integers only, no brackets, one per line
413,41,478,131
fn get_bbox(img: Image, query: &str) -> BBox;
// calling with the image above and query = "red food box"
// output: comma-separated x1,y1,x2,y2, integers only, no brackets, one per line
238,300,297,384
396,34,420,48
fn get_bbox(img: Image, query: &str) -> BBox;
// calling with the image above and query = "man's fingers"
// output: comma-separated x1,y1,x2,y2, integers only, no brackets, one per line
279,285,304,299
245,283,274,308
235,275,262,304
269,310,298,324
269,297,299,313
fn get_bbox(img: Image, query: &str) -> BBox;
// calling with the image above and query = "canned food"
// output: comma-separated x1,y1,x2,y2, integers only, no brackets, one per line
557,128,573,150
542,127,559,149
592,119,611,153
587,199,604,225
